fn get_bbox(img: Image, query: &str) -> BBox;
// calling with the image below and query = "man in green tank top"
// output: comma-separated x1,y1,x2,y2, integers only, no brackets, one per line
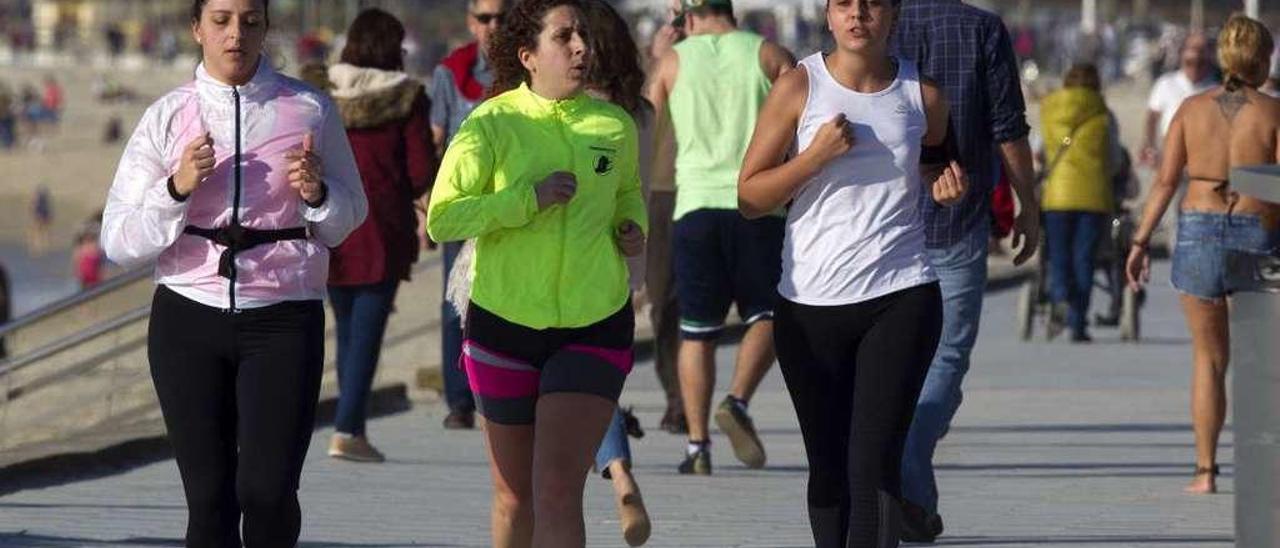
647,0,795,476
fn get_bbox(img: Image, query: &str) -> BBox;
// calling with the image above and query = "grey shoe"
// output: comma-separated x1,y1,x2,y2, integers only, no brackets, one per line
1046,302,1069,341
328,434,386,463
714,396,766,469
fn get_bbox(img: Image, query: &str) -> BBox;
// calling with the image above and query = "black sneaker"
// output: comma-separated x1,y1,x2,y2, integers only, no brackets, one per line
1093,312,1120,327
1070,331,1093,344
899,500,944,543
714,396,766,468
620,406,645,439
677,447,711,475
442,410,475,430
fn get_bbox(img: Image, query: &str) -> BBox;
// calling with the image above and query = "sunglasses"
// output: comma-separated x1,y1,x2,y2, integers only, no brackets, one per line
472,12,505,25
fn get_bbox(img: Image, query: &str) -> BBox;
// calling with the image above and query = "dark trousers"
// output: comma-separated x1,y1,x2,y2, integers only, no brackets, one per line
0,117,14,149
647,190,681,409
441,240,476,414
148,286,325,548
775,284,942,548
328,279,399,436
1044,211,1104,335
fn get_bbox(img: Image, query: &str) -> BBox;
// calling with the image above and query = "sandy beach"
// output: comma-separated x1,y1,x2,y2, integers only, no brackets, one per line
0,62,192,241
0,61,191,313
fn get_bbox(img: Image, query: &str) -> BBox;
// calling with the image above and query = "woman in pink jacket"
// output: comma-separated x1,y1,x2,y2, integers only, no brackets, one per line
100,0,366,544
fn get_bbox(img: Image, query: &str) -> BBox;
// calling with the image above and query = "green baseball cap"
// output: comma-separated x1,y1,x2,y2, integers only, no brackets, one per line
672,0,734,27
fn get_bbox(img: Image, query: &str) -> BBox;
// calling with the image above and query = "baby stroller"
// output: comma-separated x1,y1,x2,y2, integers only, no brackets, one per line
1016,147,1146,341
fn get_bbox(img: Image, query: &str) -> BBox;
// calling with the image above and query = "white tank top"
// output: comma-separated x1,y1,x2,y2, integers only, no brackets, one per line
779,53,936,306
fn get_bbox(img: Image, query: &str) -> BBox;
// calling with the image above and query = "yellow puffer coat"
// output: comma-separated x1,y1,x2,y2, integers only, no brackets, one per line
1040,87,1113,213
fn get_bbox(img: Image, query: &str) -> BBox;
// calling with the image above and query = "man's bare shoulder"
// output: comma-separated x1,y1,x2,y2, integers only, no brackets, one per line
758,40,797,80
655,48,681,80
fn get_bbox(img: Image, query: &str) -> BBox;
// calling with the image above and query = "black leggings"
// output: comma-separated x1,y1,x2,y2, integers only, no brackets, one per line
148,286,325,548
774,283,942,548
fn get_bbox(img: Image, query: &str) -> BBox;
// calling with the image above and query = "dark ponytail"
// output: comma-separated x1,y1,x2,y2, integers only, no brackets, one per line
582,0,646,117
341,9,407,71
191,0,271,26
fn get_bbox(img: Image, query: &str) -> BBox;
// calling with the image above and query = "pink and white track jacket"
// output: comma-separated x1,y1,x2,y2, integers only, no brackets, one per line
102,61,367,310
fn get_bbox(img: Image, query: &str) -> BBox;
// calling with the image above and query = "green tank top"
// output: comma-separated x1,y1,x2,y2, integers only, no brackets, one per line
669,31,771,220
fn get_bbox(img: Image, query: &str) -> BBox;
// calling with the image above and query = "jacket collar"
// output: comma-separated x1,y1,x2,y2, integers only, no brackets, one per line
513,82,588,117
195,59,276,102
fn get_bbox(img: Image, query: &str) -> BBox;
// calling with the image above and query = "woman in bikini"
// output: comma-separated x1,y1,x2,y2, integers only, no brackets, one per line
1127,14,1280,494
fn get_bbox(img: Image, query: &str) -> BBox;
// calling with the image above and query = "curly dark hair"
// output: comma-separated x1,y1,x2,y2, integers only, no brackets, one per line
340,9,406,71
582,0,647,117
488,0,585,98
191,0,270,26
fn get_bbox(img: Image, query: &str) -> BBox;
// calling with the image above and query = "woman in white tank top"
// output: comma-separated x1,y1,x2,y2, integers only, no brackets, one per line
738,0,966,546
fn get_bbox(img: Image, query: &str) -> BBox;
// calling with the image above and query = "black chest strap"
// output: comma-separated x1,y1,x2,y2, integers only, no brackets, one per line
183,224,308,279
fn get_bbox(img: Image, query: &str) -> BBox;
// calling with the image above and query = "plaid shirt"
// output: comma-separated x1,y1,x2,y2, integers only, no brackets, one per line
892,0,1030,248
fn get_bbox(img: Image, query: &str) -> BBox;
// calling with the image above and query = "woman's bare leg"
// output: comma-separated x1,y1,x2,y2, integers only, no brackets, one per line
484,421,536,547
531,393,615,547
1179,295,1230,494
607,459,652,546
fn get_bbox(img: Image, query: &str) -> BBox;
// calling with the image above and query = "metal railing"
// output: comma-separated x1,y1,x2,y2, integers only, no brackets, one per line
0,266,152,339
0,253,443,453
0,255,443,380
0,306,150,379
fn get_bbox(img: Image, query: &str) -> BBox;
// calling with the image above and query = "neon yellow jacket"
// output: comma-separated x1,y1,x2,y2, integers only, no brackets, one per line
1040,87,1114,214
427,83,647,329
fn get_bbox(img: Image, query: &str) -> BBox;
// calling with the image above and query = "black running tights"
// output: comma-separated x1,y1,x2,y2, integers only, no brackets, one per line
148,286,325,548
774,283,942,548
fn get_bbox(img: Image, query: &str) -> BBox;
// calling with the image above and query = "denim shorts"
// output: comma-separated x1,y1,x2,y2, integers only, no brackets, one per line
1171,212,1279,300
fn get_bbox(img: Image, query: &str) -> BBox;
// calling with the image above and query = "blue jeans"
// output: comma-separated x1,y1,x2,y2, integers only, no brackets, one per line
594,410,631,474
442,241,475,414
1044,211,1104,335
0,118,14,149
329,279,400,436
901,222,989,513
